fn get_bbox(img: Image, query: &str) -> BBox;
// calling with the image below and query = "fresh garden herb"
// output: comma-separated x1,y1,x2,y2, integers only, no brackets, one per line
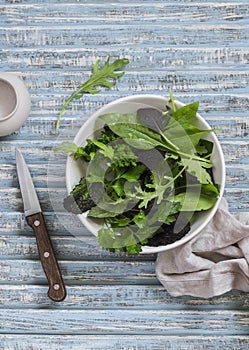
60,95,220,254
56,57,129,129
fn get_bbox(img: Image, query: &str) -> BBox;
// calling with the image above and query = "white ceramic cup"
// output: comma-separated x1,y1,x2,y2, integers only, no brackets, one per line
0,72,30,137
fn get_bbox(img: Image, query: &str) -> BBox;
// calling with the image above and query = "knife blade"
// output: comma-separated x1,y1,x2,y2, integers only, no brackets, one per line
16,148,67,302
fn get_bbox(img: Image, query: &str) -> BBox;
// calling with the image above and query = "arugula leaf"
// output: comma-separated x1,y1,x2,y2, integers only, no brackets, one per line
125,156,187,209
55,141,78,154
55,126,120,161
91,140,114,159
55,141,90,159
56,57,129,129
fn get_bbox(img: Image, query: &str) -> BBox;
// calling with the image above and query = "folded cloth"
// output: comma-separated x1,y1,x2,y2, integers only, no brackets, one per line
156,198,249,298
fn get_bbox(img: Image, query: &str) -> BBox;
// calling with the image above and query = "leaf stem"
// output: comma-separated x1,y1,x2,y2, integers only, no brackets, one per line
160,131,180,150
168,88,176,112
56,84,87,130
162,143,212,164
164,160,189,191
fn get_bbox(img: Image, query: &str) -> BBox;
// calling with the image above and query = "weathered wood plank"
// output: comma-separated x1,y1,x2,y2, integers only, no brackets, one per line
1,3,248,27
0,308,249,335
1,24,249,51
0,212,84,236
1,26,249,73
0,284,249,310
0,259,157,285
1,2,249,22
1,334,249,350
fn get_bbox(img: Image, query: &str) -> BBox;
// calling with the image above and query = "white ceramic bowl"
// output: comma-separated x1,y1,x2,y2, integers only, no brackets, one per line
66,94,226,253
0,72,30,137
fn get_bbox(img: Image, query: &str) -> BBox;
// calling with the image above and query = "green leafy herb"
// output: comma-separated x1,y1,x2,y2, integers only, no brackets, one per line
55,126,119,160
56,57,129,129
61,93,221,253
100,112,213,164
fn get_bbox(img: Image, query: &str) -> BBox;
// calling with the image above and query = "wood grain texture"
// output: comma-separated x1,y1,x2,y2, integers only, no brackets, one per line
1,284,249,310
1,335,249,350
1,0,249,348
1,309,249,335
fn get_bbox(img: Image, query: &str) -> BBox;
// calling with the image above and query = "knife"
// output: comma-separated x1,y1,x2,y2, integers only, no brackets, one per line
16,148,67,302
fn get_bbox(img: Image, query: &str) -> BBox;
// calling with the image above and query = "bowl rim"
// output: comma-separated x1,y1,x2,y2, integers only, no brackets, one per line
0,78,18,122
66,94,226,254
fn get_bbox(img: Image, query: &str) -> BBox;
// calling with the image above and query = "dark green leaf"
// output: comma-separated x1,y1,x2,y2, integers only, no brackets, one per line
87,198,132,218
172,186,219,211
106,122,165,150
137,108,165,132
121,165,146,181
109,216,132,228
172,102,199,127
111,178,126,197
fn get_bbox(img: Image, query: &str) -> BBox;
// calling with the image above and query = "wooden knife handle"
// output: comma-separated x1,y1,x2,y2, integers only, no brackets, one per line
27,212,67,302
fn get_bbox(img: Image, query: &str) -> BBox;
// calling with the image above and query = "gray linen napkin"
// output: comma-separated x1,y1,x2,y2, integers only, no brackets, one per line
156,198,249,298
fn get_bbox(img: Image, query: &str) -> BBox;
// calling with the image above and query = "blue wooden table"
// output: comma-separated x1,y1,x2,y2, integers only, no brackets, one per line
1,1,249,348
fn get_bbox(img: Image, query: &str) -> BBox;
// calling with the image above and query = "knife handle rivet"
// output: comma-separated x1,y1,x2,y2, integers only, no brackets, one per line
34,220,40,227
53,284,60,291
44,252,50,258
